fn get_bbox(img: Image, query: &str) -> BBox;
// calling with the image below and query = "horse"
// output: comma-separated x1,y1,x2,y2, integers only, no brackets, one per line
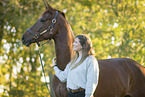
22,3,145,97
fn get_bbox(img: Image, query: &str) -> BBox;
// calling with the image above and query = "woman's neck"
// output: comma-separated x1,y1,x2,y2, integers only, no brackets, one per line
77,50,82,57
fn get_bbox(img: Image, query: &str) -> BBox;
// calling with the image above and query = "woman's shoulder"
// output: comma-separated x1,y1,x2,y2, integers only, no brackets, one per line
87,55,98,63
87,55,96,60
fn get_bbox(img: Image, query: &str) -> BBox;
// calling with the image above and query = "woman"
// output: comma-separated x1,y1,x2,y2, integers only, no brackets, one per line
52,34,99,97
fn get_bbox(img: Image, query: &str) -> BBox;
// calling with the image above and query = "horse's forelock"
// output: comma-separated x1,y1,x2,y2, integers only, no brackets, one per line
42,9,66,19
42,9,51,16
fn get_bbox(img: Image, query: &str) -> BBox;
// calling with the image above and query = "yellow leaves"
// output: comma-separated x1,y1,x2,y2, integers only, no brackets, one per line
18,28,22,32
91,5,100,11
129,30,133,38
38,92,42,96
29,83,33,86
12,82,17,87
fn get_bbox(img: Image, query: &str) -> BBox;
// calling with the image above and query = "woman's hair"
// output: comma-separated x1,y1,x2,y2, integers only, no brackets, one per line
69,34,95,70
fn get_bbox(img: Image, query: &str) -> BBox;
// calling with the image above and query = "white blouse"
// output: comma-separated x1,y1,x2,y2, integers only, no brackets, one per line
53,55,99,97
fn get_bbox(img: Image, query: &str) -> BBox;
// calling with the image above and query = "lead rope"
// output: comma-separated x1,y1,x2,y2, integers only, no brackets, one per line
37,40,52,97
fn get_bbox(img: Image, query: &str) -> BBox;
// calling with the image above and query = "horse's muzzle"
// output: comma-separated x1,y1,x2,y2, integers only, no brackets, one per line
21,34,33,47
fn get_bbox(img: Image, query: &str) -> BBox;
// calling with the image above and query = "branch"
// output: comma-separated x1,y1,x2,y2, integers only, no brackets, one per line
111,0,119,17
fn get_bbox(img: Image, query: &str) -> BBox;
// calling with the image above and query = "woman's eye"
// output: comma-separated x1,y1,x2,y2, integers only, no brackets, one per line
41,19,45,22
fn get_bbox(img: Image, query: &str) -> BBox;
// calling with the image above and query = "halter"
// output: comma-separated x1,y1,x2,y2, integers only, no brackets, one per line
27,11,58,46
26,11,58,96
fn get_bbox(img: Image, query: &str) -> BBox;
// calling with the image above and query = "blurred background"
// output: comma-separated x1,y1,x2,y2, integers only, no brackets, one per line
0,0,145,96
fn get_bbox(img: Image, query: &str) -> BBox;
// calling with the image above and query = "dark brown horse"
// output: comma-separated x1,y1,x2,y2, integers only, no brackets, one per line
22,3,145,97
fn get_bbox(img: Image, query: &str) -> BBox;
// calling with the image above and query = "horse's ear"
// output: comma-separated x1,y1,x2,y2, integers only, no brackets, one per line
43,1,47,9
44,2,53,11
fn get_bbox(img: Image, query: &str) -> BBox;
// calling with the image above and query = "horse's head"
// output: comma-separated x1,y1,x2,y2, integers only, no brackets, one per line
22,3,65,47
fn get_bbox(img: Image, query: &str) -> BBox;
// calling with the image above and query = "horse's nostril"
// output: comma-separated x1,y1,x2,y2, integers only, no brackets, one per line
22,35,25,40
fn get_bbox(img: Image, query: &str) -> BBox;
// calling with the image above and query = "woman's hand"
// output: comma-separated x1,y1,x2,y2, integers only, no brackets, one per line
52,57,57,67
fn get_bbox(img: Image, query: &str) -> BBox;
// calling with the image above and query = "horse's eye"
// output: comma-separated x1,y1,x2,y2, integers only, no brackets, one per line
41,19,45,22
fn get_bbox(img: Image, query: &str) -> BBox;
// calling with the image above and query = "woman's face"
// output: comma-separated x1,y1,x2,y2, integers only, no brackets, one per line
73,38,82,52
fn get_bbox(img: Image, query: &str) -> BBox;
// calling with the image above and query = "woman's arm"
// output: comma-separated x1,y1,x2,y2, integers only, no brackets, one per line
52,57,70,83
53,66,70,83
85,56,99,97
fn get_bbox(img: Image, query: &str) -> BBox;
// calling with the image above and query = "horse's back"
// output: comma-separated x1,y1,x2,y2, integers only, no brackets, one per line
95,58,145,97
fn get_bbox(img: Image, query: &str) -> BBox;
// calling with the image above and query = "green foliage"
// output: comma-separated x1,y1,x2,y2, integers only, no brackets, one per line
0,0,145,96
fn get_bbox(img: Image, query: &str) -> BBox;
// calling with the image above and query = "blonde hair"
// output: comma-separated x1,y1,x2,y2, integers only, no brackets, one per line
69,34,95,70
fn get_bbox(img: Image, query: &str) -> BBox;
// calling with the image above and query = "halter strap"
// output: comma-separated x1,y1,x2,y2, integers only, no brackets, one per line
27,11,58,46
39,11,58,36
26,11,58,96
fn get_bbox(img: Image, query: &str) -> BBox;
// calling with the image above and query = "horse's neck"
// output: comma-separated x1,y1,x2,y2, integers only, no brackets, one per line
54,24,74,70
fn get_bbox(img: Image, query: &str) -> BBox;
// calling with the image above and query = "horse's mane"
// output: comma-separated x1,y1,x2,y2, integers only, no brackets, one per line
55,9,66,18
